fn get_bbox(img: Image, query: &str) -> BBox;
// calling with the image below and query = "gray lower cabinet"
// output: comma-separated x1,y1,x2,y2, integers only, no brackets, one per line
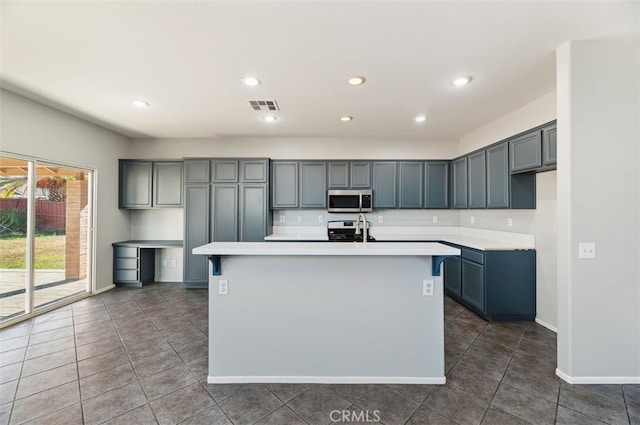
119,161,152,208
113,246,153,287
510,130,542,173
398,162,424,208
271,161,298,208
120,160,183,209
486,143,510,208
184,185,211,286
373,162,397,208
467,151,487,209
444,245,536,321
425,161,449,209
452,157,468,209
299,162,327,208
542,124,557,166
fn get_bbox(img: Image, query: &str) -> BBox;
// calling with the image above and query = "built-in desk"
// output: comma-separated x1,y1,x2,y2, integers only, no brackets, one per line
112,240,183,287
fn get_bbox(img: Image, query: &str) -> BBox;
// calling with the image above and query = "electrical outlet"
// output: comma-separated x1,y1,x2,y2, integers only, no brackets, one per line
378,215,384,223
162,260,168,267
423,280,434,296
470,216,475,224
219,279,229,295
319,215,324,223
297,216,302,223
507,218,513,227
432,216,438,224
279,215,285,223
579,242,596,259
170,259,177,268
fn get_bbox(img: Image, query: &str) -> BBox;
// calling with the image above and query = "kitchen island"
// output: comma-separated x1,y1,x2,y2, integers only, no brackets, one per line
192,241,459,384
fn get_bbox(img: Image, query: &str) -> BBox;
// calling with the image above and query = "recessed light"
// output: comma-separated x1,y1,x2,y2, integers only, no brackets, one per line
451,76,473,86
132,100,149,108
242,76,261,86
415,115,427,123
340,116,353,122
347,76,366,86
264,115,277,122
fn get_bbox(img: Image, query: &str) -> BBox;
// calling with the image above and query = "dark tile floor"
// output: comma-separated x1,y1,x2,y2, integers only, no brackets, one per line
0,283,638,425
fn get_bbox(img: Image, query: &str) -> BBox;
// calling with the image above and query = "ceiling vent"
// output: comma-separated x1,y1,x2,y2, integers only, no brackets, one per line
249,100,279,111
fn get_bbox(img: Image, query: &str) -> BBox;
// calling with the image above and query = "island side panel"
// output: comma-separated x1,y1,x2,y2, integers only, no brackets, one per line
207,255,444,383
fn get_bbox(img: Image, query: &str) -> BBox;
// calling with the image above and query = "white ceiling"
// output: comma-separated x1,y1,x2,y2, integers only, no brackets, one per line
1,1,638,140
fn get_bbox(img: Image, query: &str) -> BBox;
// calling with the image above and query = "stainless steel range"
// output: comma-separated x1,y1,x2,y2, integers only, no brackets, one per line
327,219,376,242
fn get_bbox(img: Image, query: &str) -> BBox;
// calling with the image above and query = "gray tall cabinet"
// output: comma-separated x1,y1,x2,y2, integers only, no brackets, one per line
183,158,271,288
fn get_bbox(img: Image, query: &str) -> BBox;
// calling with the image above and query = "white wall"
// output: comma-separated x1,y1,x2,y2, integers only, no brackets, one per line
0,89,131,292
458,92,558,329
557,40,640,383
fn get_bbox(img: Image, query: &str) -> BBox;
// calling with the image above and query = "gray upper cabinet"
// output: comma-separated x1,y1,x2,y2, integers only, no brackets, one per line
328,161,371,189
183,184,210,285
350,162,371,188
120,160,183,209
241,160,268,183
510,131,542,173
542,124,557,166
120,161,153,209
425,161,449,209
398,162,423,209
373,162,397,209
212,160,239,183
211,185,238,242
154,161,184,207
468,151,487,209
486,143,510,209
184,159,210,184
452,157,468,209
299,162,327,208
240,185,269,241
271,161,299,209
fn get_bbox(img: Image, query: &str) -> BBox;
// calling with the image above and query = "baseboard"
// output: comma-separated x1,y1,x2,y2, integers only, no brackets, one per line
207,375,446,385
556,368,640,384
93,284,115,295
535,317,557,333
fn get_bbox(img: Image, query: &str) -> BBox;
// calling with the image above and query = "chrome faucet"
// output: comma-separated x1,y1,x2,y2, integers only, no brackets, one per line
354,213,368,244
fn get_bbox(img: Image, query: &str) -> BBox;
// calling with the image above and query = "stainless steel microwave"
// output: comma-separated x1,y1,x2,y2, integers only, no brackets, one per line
327,189,373,213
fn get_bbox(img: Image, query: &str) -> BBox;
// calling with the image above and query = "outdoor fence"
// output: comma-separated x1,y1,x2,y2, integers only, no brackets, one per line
0,198,66,233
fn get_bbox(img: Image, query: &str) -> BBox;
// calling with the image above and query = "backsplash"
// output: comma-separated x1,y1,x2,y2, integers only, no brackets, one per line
273,209,461,228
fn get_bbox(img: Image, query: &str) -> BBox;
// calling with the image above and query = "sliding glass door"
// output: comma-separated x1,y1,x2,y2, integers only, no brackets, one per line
0,155,93,325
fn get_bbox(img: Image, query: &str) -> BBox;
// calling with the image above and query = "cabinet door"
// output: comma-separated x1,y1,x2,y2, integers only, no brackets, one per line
542,125,557,166
184,185,210,284
241,159,268,183
486,143,509,209
299,162,327,208
372,162,397,209
154,161,183,207
461,259,485,313
425,162,449,209
211,185,238,242
452,157,468,209
510,131,542,173
119,161,152,209
271,162,299,208
444,256,461,297
328,162,349,188
468,151,487,209
212,160,239,183
398,162,424,209
350,162,372,188
184,159,211,184
240,185,268,242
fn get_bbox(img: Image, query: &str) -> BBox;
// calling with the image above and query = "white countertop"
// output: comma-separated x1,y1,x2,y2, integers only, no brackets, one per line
193,241,459,256
264,226,535,251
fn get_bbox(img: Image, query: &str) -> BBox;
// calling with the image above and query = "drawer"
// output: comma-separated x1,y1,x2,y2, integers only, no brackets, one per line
114,247,138,258
115,258,138,269
461,248,484,264
114,269,139,282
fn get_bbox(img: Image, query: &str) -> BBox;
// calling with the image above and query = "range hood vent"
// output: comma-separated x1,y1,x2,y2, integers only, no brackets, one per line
249,100,279,111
